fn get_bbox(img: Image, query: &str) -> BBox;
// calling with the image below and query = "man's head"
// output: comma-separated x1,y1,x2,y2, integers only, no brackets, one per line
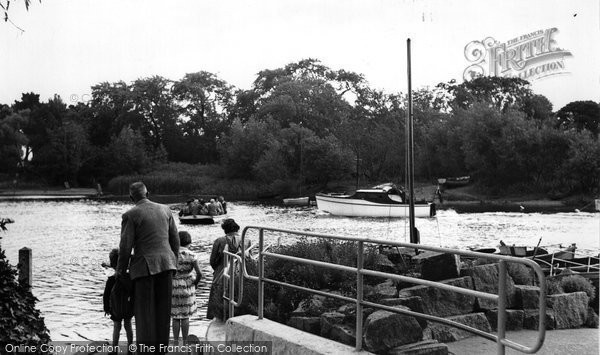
129,182,148,202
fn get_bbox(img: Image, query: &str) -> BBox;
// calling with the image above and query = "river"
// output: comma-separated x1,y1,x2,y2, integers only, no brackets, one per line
0,200,598,341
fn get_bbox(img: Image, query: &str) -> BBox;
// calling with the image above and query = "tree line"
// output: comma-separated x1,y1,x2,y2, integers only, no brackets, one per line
1,59,599,195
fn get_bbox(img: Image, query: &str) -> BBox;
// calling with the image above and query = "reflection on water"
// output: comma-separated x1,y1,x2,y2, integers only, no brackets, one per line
0,200,598,341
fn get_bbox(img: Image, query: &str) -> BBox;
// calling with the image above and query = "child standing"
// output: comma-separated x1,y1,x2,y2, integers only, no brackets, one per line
103,248,134,353
171,231,203,345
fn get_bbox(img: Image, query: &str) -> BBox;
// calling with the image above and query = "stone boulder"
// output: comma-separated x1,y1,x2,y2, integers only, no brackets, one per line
413,251,460,281
523,309,555,330
286,316,321,335
585,307,599,328
514,285,542,309
373,253,397,274
388,340,449,355
380,296,427,329
369,279,398,300
507,262,535,285
485,309,524,331
320,311,346,338
462,263,517,309
399,277,476,317
363,309,423,353
423,312,491,343
547,291,589,329
290,296,326,317
329,324,356,347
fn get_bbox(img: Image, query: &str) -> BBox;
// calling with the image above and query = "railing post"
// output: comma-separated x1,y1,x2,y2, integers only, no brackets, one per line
356,241,364,351
18,247,32,287
258,229,265,319
229,255,236,319
497,260,507,355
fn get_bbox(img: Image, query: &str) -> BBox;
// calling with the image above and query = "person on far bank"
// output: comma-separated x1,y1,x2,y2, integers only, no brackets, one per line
103,248,133,355
171,231,202,346
117,182,179,355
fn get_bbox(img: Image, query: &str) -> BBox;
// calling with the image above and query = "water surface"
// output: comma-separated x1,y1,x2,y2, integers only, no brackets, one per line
0,200,598,341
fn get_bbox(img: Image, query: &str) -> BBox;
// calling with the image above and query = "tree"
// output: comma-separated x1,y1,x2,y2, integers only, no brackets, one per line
104,127,154,176
172,71,235,163
562,132,600,193
0,111,28,175
437,76,534,112
556,101,600,137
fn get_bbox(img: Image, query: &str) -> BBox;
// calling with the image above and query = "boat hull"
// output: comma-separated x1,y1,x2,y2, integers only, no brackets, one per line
179,215,215,225
315,194,435,218
283,197,310,206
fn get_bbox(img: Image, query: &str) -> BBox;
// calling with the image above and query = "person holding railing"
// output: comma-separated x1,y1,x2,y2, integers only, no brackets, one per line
206,218,248,320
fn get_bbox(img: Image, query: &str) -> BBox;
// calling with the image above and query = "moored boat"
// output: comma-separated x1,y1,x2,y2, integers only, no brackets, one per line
179,214,228,225
283,197,310,206
439,176,471,189
315,183,436,218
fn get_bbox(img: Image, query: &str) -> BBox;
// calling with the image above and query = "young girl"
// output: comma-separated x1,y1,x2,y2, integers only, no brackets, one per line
171,231,202,345
103,248,133,352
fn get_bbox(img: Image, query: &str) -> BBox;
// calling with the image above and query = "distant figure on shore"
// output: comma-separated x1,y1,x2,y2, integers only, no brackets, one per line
171,231,202,346
103,248,134,353
207,218,247,320
117,182,179,355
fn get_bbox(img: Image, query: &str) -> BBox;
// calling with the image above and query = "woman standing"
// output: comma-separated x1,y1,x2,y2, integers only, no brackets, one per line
206,218,244,320
171,231,202,345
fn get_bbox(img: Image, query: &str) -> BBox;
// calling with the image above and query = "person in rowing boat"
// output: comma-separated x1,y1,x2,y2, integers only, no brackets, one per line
218,196,227,214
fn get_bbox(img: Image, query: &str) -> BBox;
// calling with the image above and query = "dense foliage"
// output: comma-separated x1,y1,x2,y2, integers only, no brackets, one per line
1,59,599,196
0,248,51,352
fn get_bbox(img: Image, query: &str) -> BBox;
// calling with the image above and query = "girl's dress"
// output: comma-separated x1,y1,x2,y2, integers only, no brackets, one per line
171,247,198,319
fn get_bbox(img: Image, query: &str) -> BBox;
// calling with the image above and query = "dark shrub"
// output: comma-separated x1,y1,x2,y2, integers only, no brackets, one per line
0,248,51,353
560,275,596,302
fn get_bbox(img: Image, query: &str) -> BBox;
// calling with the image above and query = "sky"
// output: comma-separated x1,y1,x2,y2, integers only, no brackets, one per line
1,0,599,110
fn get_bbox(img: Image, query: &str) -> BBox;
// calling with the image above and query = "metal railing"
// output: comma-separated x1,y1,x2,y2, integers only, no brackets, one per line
532,251,599,276
222,226,547,354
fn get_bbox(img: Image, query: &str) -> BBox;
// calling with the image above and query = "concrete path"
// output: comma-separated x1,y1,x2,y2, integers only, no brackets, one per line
446,328,599,355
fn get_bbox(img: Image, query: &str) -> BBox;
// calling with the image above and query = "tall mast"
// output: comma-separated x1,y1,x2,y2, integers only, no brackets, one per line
407,38,417,245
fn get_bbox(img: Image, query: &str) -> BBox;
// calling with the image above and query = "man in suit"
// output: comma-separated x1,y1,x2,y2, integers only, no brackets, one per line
117,182,179,354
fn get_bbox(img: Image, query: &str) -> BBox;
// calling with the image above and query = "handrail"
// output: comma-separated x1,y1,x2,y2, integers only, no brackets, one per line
222,250,244,319
223,225,547,354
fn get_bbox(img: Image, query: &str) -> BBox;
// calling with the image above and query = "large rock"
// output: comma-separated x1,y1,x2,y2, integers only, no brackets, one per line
423,313,491,343
514,285,542,309
373,253,397,274
585,307,599,328
523,309,555,330
320,311,346,337
413,251,460,281
329,324,356,347
287,316,321,335
388,340,449,355
462,263,517,309
363,309,423,353
291,297,326,317
369,279,398,300
485,309,524,331
380,297,427,329
507,262,535,285
547,292,589,329
399,277,476,317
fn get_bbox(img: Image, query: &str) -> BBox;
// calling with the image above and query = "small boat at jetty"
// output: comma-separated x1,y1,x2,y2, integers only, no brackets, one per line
315,183,436,218
283,197,310,206
438,176,471,189
179,214,228,225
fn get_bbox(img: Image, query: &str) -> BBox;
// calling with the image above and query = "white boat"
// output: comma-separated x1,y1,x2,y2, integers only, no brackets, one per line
315,183,436,218
283,197,310,206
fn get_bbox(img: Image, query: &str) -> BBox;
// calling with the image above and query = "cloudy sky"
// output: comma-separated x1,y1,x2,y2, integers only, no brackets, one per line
1,0,598,110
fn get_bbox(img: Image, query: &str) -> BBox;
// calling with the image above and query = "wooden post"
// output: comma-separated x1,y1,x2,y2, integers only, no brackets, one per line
18,247,32,287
